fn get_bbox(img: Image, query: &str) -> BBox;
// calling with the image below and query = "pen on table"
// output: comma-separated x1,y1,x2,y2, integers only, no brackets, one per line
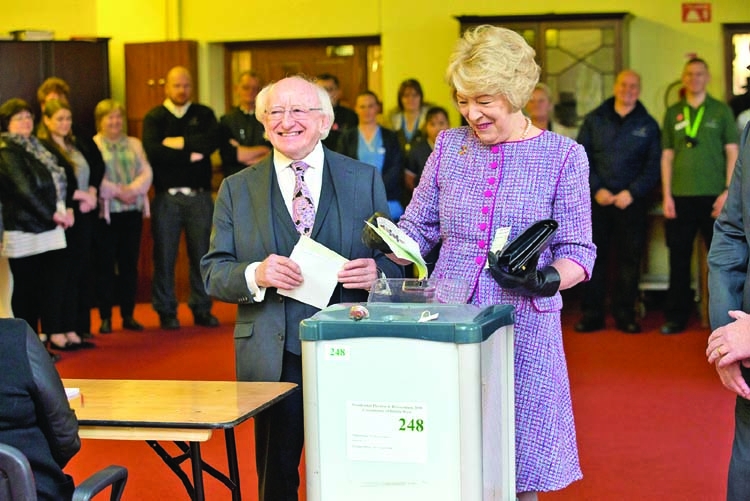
80,392,84,407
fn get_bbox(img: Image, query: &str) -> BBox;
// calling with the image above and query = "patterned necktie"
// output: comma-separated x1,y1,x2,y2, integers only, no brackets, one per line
291,161,316,235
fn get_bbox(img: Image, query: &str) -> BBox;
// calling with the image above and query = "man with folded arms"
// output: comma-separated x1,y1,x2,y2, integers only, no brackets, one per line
142,66,221,329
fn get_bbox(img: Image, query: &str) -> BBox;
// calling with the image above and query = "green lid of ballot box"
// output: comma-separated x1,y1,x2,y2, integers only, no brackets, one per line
300,278,514,344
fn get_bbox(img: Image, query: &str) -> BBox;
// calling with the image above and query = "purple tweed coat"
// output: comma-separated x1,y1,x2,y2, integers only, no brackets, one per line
399,126,596,492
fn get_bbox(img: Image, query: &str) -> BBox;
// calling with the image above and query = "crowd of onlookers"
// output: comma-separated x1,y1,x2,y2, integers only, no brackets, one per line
0,77,153,362
0,69,454,364
2,23,750,501
1,59,748,366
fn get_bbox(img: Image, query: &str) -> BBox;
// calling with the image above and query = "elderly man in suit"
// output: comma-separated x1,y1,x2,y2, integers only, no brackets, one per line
201,75,402,501
706,122,750,500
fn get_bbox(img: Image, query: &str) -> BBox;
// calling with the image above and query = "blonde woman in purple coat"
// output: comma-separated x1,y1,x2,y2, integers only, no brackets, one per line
396,26,596,500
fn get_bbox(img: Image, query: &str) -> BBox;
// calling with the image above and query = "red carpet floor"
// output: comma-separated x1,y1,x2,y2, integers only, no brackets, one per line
57,302,734,500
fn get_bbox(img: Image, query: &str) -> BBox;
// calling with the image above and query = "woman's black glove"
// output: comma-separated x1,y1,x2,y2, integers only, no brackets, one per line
361,212,393,253
487,252,560,297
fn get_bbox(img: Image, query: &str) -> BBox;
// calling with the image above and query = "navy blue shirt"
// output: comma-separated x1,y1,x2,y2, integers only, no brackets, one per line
577,97,661,199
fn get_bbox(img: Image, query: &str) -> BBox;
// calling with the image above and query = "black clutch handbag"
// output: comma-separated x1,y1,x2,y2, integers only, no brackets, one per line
490,219,558,274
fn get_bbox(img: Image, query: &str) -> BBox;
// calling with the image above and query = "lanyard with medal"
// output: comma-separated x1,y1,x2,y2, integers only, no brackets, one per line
683,105,704,148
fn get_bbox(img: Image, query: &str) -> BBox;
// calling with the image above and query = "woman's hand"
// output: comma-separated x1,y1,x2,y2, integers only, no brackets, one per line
116,185,139,205
74,188,98,213
53,209,75,228
361,212,394,253
488,252,561,297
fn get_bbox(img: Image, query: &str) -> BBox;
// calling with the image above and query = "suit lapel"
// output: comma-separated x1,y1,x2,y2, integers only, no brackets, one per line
311,159,333,239
250,150,355,255
245,156,279,255
322,150,356,258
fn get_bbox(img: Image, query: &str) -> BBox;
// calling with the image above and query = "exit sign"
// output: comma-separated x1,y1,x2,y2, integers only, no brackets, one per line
682,3,711,23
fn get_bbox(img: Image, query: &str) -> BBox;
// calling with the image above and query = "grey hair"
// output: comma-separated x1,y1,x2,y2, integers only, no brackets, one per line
255,75,334,140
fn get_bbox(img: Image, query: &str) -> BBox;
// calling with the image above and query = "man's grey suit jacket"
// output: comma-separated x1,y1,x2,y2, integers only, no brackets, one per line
201,147,402,382
709,123,750,329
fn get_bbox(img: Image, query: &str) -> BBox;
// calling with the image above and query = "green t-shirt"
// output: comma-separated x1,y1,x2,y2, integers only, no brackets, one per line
662,94,739,196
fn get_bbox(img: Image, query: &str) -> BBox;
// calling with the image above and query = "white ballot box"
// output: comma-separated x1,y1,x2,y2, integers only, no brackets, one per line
301,293,515,501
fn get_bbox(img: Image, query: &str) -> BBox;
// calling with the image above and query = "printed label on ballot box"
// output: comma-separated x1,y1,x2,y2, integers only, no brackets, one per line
347,401,428,463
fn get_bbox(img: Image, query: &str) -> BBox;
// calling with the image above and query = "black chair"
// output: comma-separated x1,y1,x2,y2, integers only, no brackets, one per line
0,443,128,501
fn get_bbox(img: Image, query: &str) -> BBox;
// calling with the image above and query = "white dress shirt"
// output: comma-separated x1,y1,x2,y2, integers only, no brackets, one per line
244,142,326,301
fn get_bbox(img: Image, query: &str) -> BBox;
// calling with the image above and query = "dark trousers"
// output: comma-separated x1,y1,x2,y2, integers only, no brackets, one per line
94,211,143,320
9,248,68,334
62,210,95,334
664,196,715,323
728,385,750,500
580,199,648,321
150,191,213,317
254,351,304,501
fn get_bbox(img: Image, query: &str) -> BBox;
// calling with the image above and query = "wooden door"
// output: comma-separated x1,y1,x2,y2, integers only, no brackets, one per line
124,41,199,304
224,38,377,113
125,41,198,138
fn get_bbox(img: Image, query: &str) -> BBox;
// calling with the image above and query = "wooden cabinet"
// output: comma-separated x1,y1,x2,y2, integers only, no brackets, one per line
0,40,110,136
124,41,199,304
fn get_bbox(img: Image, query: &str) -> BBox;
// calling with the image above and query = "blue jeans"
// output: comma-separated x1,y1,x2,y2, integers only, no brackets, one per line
150,191,213,317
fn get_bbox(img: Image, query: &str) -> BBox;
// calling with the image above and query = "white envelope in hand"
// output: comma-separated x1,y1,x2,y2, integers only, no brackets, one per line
278,235,349,309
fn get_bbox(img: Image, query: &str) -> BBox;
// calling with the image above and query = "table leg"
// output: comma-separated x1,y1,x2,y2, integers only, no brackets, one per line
190,442,205,501
147,438,238,500
147,440,196,499
225,429,241,501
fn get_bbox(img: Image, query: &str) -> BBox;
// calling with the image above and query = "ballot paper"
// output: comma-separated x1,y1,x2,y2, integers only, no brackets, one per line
278,236,349,309
365,217,428,279
65,387,80,400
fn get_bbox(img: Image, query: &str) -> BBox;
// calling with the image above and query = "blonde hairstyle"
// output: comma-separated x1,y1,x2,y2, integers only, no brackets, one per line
446,25,540,113
94,99,126,132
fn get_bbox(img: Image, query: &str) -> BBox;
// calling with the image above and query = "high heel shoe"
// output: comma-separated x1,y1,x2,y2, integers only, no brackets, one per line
65,331,95,349
48,333,76,351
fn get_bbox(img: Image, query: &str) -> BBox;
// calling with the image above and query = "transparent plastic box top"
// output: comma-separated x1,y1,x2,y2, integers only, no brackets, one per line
367,278,471,304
